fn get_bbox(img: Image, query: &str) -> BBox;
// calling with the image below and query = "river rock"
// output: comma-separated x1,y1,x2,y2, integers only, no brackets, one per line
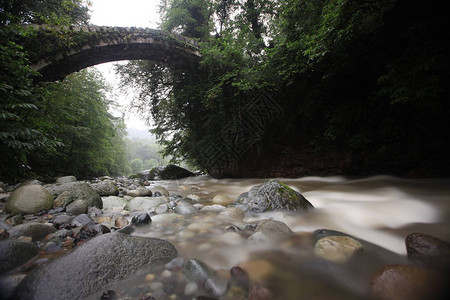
0,274,26,299
0,240,39,273
151,165,194,180
126,189,142,197
114,216,129,228
66,199,88,215
205,275,228,297
52,214,74,227
183,259,213,282
313,229,352,241
48,229,74,244
218,207,245,220
91,182,119,196
212,195,234,206
151,186,170,197
175,201,198,215
248,220,294,243
370,264,447,300
405,233,450,269
16,233,178,299
6,185,53,215
201,204,226,212
102,196,128,210
8,222,56,242
314,236,363,263
231,180,313,213
55,176,77,184
126,196,168,211
71,214,95,227
131,213,152,226
46,182,102,209
155,204,169,214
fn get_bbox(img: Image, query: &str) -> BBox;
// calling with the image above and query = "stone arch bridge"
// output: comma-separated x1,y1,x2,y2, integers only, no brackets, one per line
27,25,201,81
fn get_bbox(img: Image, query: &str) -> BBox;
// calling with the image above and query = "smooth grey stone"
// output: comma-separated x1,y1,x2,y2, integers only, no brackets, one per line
0,240,39,273
16,233,177,300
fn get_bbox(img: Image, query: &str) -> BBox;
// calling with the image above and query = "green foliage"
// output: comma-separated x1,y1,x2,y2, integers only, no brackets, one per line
117,0,449,176
27,70,128,179
0,0,129,182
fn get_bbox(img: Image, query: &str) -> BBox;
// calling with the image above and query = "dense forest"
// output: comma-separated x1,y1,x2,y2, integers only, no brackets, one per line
1,0,449,182
120,0,450,177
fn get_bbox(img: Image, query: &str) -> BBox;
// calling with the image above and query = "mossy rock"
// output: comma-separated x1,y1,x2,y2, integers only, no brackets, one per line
231,180,313,213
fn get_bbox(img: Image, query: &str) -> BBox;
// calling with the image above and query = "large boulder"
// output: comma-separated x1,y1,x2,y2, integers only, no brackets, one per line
16,233,177,300
231,180,314,213
141,165,194,181
91,182,119,196
5,185,54,215
46,182,102,209
0,240,39,273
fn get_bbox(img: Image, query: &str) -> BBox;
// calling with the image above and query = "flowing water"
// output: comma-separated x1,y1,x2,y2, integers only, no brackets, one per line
105,175,450,299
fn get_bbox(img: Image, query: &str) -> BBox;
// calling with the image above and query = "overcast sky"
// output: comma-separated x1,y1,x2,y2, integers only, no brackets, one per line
89,0,161,130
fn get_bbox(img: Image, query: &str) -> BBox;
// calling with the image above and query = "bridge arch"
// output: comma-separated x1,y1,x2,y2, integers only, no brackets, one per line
28,25,201,81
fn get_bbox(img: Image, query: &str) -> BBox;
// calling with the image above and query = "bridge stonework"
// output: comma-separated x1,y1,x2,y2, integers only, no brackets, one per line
27,25,201,81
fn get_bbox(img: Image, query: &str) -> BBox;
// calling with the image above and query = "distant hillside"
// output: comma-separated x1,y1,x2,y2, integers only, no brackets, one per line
126,128,156,142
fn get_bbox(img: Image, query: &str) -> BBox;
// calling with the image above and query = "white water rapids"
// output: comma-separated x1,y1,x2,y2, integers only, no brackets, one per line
158,175,450,255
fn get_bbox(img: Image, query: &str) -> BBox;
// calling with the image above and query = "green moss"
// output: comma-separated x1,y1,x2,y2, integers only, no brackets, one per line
278,181,299,202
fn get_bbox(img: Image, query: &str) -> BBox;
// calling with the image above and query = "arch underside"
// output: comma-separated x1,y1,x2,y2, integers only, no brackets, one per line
36,43,199,81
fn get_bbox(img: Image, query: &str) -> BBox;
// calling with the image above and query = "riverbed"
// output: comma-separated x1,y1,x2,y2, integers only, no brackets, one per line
105,175,449,299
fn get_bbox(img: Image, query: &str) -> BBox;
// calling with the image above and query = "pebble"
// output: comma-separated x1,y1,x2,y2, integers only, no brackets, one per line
145,274,156,281
184,282,198,295
114,216,129,228
131,213,152,226
150,281,164,292
160,269,172,279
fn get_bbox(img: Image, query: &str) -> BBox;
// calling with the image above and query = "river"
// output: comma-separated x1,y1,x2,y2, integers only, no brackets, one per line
108,175,449,299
